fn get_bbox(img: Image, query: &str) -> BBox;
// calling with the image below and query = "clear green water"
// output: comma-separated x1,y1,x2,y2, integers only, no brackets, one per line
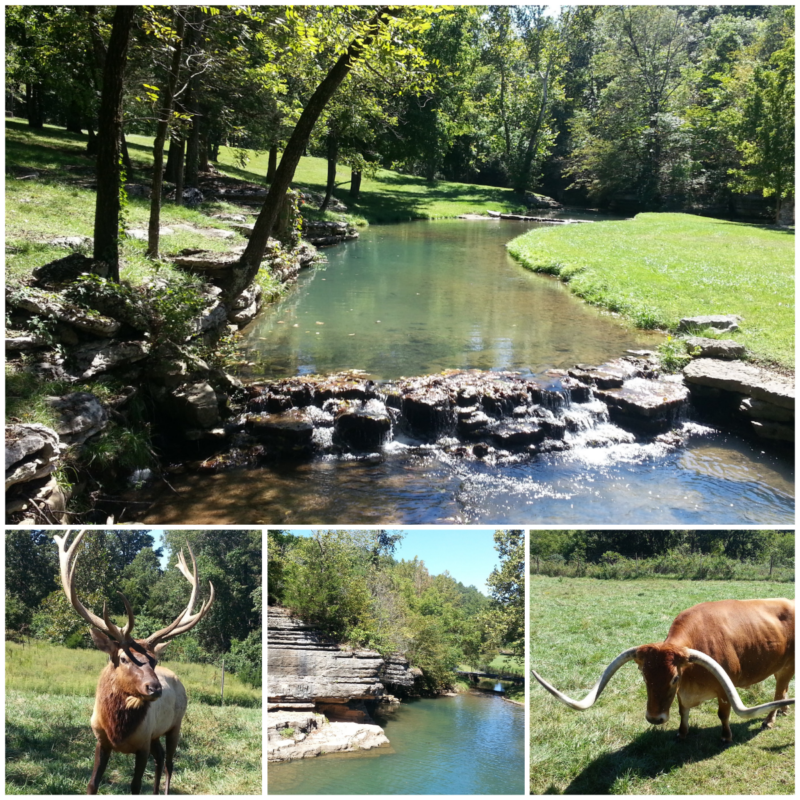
268,694,525,795
239,218,661,380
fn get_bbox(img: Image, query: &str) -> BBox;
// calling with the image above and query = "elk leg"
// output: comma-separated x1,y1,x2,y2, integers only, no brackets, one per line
717,698,733,743
163,726,180,795
676,696,690,739
88,742,111,794
151,739,165,794
130,747,150,795
764,665,794,728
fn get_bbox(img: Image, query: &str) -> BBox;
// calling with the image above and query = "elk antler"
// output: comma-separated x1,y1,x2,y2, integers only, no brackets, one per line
54,530,135,643
145,543,215,647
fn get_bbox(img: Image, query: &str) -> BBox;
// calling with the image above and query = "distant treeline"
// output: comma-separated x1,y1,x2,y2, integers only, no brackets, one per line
531,530,794,582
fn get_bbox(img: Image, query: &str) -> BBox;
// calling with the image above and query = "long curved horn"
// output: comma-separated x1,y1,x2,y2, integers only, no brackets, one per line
145,542,215,647
687,649,795,718
532,647,640,710
54,530,132,643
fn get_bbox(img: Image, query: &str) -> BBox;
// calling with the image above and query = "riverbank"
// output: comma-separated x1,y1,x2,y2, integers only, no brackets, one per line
507,212,794,371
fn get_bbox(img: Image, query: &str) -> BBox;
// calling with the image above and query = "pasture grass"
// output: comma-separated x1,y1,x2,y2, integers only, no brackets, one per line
5,642,262,795
530,577,795,794
507,212,795,369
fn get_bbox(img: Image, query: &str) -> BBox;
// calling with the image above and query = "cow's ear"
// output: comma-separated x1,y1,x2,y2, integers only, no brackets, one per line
673,648,690,668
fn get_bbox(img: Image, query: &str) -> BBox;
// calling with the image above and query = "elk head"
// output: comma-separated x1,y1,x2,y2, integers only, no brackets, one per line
55,531,214,708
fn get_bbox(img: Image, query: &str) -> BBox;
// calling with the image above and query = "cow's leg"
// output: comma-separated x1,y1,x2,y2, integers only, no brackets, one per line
87,742,111,794
130,747,150,794
163,726,180,795
764,665,794,728
677,696,690,739
717,698,733,743
151,739,165,794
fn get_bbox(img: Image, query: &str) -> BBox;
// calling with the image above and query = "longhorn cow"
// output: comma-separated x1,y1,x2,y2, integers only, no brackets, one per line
55,531,214,794
533,598,794,742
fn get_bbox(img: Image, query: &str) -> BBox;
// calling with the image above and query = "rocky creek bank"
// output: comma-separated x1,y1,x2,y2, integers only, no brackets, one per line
268,606,421,763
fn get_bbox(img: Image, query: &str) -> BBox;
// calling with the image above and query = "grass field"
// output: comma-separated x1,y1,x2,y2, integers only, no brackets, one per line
530,577,795,795
507,212,795,370
5,642,262,795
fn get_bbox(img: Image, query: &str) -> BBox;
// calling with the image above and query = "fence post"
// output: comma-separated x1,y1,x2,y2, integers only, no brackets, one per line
221,659,225,707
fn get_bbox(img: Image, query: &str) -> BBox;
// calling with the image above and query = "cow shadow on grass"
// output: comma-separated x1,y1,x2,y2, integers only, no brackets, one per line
558,718,792,795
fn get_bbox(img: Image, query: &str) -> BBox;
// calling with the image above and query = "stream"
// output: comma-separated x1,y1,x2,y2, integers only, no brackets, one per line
268,693,525,795
139,217,794,524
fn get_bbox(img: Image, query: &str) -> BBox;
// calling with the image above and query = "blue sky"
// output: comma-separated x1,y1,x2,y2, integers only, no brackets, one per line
287,529,501,594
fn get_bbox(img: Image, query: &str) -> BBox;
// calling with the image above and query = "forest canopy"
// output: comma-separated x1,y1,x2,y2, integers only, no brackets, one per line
5,530,262,686
268,530,523,690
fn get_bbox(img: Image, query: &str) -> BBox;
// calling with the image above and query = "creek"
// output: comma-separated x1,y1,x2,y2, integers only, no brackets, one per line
139,217,793,524
268,693,525,795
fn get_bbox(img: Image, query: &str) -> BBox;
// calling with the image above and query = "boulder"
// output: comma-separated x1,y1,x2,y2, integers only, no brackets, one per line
5,332,50,351
683,359,794,410
43,236,93,251
167,382,221,429
146,342,210,389
230,283,263,326
678,314,742,333
685,336,746,360
68,340,150,380
33,252,102,288
333,401,393,451
402,389,455,439
8,286,120,337
124,226,175,241
5,424,62,490
380,654,418,689
44,392,108,445
245,410,315,455
594,377,690,432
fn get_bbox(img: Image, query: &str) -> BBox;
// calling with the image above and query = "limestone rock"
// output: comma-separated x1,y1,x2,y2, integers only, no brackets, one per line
68,340,150,380
685,336,746,360
33,252,104,287
44,236,93,251
246,411,315,456
678,314,742,333
739,397,794,424
125,226,174,241
380,654,418,688
44,392,109,445
5,333,50,351
167,382,221,429
5,424,63,490
9,286,120,337
267,711,388,763
230,283,263,326
683,358,794,410
267,607,385,703
333,401,393,451
595,377,690,432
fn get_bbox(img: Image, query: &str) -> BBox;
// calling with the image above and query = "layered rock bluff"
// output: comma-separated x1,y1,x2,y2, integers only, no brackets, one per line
267,605,417,762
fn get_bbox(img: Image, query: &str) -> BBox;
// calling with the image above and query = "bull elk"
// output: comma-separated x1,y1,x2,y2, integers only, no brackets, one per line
533,598,794,742
55,531,214,794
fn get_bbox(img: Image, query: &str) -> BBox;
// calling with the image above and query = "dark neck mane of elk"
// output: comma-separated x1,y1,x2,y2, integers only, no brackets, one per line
54,531,214,794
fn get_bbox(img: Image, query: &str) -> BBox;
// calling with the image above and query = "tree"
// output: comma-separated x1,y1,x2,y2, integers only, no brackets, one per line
726,10,794,223
482,530,524,661
93,6,135,282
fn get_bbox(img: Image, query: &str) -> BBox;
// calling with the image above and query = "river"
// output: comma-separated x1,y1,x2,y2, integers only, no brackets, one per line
138,217,794,524
268,693,525,795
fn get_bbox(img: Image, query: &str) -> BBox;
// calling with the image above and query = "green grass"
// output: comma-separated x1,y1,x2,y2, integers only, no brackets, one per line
530,577,795,795
5,642,261,795
507,212,795,369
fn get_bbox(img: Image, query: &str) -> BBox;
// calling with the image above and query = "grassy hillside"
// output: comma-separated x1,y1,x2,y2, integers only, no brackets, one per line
507,213,795,369
530,577,795,795
5,642,261,795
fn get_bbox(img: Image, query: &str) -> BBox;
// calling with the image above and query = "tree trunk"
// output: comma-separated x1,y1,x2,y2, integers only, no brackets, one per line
147,11,185,259
513,63,552,195
120,126,132,173
350,169,362,200
266,145,278,183
26,83,44,129
164,138,181,182
86,127,98,156
174,136,186,207
93,6,135,281
228,6,396,303
65,102,83,134
185,99,200,188
320,130,338,211
199,132,210,172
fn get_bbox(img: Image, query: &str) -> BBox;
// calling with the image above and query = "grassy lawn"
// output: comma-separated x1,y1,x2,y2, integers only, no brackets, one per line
507,212,795,370
530,577,795,795
5,642,261,795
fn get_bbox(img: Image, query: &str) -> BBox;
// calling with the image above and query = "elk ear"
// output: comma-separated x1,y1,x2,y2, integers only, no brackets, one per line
91,628,119,656
153,641,169,658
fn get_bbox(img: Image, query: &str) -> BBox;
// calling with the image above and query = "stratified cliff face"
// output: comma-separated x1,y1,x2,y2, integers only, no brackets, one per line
381,654,422,689
267,606,385,703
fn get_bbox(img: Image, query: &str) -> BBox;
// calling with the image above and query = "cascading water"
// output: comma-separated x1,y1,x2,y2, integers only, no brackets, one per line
494,682,504,693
